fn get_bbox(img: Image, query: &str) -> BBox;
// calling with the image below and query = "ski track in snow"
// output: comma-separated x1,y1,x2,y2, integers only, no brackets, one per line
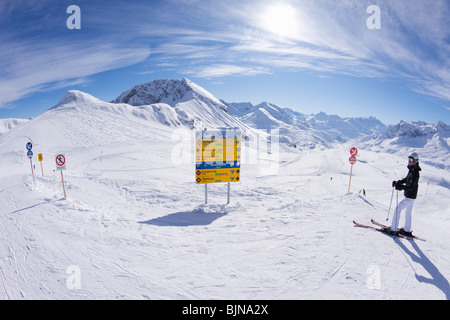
0,89,449,299
1,139,449,300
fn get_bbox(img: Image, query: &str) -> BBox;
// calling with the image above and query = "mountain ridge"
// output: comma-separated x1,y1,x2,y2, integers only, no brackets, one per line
112,78,227,112
1,78,448,163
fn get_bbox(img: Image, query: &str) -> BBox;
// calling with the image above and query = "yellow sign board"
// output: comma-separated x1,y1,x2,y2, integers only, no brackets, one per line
195,129,241,184
38,153,43,162
196,168,240,184
196,138,241,163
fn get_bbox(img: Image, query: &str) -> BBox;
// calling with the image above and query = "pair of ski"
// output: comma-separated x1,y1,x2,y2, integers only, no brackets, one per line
353,219,426,242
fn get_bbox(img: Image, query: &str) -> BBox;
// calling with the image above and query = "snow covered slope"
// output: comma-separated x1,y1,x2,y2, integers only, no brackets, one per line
0,118,29,136
1,90,178,151
0,79,449,300
1,132,449,299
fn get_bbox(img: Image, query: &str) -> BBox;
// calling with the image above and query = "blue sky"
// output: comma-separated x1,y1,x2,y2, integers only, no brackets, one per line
0,0,449,125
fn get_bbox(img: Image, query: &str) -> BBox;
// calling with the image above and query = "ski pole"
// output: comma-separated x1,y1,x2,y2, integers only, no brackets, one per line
386,187,395,221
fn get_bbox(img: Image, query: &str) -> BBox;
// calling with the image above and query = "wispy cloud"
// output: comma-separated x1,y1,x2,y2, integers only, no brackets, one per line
0,0,150,109
1,0,449,113
142,0,450,103
0,39,150,108
185,64,270,78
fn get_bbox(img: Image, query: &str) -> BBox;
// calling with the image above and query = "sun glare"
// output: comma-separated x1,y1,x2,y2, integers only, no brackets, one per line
261,3,299,39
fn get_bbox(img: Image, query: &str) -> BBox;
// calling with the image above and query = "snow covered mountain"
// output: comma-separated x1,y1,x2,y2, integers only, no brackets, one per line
111,79,386,150
359,120,450,170
0,90,179,153
2,79,447,157
2,79,448,157
111,78,252,132
378,120,449,142
225,100,448,168
0,82,259,154
113,78,225,110
225,101,386,149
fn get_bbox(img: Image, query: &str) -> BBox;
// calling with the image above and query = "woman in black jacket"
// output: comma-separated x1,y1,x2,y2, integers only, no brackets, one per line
382,152,421,236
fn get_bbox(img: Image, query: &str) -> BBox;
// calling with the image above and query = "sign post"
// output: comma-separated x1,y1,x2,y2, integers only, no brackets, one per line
195,128,241,204
28,150,35,181
56,154,67,198
26,142,34,181
38,153,44,177
348,147,358,193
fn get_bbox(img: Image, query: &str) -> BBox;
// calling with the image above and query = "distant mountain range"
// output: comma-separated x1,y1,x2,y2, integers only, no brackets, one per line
359,120,450,169
224,101,386,149
109,79,448,156
1,78,448,168
110,79,388,149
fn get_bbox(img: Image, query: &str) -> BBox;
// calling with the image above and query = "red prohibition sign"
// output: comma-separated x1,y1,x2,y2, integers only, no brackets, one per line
350,147,358,156
349,155,357,164
56,154,66,166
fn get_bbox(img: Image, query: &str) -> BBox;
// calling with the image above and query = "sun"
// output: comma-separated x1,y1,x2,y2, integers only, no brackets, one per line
261,3,299,39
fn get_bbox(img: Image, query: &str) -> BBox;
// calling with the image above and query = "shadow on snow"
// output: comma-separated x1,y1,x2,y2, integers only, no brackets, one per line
396,240,450,300
139,206,228,227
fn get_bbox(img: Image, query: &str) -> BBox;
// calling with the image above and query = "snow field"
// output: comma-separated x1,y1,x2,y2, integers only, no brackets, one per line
1,133,449,299
0,85,449,300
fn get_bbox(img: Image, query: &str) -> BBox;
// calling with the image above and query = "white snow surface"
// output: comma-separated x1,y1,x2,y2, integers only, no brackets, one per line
0,118,29,136
1,83,450,300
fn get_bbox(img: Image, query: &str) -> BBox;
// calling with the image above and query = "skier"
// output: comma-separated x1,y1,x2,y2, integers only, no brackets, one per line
382,152,421,237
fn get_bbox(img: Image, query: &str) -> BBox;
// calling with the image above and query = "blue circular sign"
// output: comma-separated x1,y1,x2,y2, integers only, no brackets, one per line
26,142,33,150
27,150,33,158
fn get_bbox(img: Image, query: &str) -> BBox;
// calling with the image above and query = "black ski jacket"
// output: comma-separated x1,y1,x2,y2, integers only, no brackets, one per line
398,163,421,199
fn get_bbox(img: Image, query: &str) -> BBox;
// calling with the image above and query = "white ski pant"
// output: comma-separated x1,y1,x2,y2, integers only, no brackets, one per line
390,197,415,232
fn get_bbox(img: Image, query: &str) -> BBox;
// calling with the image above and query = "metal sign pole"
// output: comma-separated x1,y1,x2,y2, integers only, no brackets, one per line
227,182,230,204
205,184,208,204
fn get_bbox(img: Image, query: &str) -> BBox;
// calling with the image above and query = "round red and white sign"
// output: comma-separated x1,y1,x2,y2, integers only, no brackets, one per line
56,154,66,167
349,155,357,164
350,147,358,156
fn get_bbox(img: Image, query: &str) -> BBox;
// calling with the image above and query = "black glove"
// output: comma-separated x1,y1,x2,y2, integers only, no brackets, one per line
392,180,397,188
395,183,404,191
